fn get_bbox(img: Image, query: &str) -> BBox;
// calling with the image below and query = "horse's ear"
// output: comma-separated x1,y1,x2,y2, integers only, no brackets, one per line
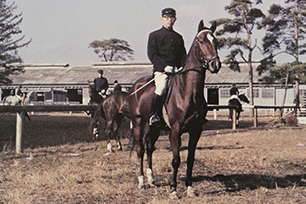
197,20,204,33
210,21,217,33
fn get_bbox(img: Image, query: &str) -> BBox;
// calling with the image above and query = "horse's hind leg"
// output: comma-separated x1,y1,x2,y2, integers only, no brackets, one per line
105,120,115,152
114,115,125,151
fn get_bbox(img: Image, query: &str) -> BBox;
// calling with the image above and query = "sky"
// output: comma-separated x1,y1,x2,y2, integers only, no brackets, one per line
8,0,293,66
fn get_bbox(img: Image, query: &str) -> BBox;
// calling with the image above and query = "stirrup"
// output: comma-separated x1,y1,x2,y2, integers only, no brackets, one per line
149,115,160,125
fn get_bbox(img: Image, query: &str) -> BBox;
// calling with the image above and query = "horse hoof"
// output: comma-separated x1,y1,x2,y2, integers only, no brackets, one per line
187,186,198,197
138,175,145,189
107,143,114,152
169,191,179,199
146,168,154,187
117,144,122,151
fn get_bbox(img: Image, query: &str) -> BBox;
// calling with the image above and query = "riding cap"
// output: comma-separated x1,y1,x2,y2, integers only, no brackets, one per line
162,8,176,17
98,69,103,74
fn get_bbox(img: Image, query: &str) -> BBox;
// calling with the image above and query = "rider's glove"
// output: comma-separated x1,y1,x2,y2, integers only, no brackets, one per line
101,89,106,94
164,66,174,73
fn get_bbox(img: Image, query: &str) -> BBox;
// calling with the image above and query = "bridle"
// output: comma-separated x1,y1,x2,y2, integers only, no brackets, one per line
194,29,219,69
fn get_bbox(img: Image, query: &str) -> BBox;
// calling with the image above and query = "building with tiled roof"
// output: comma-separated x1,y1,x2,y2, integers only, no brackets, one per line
0,62,303,106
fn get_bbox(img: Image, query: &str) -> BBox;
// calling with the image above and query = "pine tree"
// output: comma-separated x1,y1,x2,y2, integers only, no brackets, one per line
0,0,31,84
216,0,265,106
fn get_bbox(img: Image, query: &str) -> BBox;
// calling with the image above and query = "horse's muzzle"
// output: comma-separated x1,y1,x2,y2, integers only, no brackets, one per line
209,57,221,73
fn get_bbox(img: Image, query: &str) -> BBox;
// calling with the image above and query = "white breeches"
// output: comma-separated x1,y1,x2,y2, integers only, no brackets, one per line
154,71,168,96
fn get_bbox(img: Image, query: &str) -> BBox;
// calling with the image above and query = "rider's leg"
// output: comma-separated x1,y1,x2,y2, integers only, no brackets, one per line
149,72,168,126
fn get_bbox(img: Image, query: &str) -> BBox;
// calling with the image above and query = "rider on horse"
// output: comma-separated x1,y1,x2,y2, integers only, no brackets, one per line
147,7,187,126
230,84,243,112
94,69,109,99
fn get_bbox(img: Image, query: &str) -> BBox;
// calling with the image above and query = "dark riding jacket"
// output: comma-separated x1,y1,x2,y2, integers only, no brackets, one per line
147,26,186,72
94,77,109,93
230,87,239,96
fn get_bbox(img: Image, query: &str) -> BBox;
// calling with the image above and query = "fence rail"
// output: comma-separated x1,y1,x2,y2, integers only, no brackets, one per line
1,104,299,154
0,104,99,154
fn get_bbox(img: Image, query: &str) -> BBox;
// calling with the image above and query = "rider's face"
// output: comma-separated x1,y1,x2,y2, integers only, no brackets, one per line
161,15,176,29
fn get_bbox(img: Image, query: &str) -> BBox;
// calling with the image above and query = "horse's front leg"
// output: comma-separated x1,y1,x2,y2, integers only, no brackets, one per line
146,125,160,187
133,118,145,189
169,124,181,199
185,127,201,197
236,111,240,126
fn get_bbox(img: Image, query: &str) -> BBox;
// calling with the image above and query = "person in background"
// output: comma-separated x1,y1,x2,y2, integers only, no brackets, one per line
230,84,243,112
147,7,186,126
113,80,122,92
230,84,239,96
16,85,24,97
16,85,24,100
94,69,109,98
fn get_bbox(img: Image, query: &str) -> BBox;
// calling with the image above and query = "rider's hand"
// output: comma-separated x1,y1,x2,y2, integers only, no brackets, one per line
164,66,173,73
101,89,106,94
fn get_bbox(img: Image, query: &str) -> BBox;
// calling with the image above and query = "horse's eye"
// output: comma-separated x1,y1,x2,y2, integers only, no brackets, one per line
199,41,204,44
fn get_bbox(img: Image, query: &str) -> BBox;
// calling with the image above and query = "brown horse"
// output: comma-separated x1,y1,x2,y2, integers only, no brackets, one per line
121,20,221,198
90,91,129,152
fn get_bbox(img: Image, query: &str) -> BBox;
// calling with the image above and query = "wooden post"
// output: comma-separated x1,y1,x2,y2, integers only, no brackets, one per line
213,109,217,120
16,111,25,154
253,108,258,127
232,109,236,130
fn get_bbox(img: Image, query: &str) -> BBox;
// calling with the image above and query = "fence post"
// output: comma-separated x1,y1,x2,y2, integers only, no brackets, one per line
16,111,25,154
253,108,258,127
232,108,236,130
213,109,217,120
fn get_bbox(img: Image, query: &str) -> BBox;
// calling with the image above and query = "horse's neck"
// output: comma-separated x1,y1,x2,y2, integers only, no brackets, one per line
175,57,206,104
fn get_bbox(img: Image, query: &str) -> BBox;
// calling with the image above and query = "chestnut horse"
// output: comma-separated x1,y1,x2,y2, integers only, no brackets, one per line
90,91,129,152
121,20,221,198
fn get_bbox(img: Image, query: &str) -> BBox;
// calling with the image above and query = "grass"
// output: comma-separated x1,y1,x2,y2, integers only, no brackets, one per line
1,112,306,203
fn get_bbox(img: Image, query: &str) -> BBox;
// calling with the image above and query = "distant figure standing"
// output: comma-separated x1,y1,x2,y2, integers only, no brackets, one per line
113,80,122,92
94,69,109,98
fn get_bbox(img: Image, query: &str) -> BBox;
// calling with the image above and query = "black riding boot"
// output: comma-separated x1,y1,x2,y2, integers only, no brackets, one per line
149,93,163,125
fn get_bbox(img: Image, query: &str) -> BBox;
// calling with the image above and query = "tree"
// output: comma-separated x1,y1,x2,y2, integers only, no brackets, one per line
89,38,134,62
259,0,306,106
215,0,265,107
0,0,31,84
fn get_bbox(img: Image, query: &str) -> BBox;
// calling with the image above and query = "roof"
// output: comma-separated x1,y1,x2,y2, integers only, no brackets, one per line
5,62,267,86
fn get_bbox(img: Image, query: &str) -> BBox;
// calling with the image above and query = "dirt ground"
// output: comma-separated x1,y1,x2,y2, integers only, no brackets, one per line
1,112,306,203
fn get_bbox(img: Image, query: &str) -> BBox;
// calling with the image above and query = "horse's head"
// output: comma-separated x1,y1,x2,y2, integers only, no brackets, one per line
238,93,250,104
195,20,221,73
88,81,96,98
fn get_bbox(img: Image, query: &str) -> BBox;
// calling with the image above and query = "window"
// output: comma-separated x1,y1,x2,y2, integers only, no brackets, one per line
246,89,259,98
262,89,273,98
220,89,230,98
